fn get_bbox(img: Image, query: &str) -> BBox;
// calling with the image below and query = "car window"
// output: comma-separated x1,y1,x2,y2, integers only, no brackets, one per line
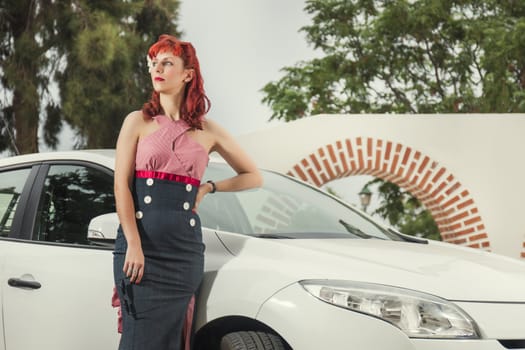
0,168,31,237
34,164,115,245
199,164,254,233
201,163,398,240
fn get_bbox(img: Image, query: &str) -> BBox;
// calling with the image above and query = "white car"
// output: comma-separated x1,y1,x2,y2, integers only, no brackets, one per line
1,149,525,350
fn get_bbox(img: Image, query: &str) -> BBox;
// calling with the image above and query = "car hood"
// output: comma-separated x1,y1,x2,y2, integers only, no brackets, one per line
218,233,525,302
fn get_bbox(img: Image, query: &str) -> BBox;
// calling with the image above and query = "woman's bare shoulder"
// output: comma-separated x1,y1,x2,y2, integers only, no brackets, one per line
202,117,227,134
125,110,146,124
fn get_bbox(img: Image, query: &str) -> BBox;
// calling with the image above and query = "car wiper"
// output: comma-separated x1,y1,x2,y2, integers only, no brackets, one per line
338,219,377,239
249,233,296,239
387,228,428,244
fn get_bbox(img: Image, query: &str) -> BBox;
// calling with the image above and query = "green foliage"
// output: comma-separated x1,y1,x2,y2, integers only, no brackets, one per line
0,0,182,153
367,178,441,241
262,0,525,121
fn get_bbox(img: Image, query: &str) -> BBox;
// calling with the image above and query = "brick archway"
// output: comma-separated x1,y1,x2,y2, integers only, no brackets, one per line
286,137,490,250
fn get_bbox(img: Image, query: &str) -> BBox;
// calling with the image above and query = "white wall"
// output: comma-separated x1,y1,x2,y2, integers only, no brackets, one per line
237,114,525,259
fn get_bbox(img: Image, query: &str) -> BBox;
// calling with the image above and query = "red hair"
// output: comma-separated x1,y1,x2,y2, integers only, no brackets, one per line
142,34,210,129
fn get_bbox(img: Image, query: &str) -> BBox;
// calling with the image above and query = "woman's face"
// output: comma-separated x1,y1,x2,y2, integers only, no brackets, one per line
149,51,193,95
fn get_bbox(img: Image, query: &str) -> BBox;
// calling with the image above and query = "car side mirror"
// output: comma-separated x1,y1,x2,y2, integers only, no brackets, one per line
88,212,119,244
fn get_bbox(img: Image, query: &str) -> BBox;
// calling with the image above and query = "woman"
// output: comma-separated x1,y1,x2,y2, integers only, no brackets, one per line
112,34,262,350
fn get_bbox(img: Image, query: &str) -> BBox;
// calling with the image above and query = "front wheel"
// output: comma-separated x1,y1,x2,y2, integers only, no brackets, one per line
220,331,287,350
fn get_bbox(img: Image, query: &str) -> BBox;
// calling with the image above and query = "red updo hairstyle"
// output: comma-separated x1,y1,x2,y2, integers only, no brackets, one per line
142,34,210,129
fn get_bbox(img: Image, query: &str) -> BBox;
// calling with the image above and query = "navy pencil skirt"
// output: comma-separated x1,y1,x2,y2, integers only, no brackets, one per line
113,172,204,350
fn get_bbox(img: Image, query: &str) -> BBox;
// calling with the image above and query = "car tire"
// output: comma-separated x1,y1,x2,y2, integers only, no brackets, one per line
220,331,286,350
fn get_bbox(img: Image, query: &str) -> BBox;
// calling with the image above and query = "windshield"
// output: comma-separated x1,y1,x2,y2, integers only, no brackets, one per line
199,163,400,240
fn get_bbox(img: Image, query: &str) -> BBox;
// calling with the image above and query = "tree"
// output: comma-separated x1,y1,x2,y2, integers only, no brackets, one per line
0,0,181,154
58,0,182,148
262,0,525,121
0,0,61,154
261,0,525,238
367,178,440,240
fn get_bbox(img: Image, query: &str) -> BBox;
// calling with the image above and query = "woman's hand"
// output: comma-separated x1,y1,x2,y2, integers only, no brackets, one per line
124,242,145,284
194,181,214,211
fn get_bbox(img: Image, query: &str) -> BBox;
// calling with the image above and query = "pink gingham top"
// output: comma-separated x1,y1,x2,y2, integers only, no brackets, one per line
135,115,209,180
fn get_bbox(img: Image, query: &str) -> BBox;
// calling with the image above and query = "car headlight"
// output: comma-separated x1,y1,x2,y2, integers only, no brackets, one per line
300,280,480,339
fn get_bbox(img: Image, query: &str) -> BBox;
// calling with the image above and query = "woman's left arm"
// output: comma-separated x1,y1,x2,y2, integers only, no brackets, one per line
194,119,263,208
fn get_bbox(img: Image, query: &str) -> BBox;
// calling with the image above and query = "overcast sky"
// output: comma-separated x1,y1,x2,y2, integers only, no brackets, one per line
178,0,317,135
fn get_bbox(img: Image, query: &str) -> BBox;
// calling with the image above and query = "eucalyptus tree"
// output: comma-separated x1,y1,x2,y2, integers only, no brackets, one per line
261,0,525,238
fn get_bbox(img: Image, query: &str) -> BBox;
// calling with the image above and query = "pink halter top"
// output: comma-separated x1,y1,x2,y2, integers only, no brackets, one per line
135,115,209,180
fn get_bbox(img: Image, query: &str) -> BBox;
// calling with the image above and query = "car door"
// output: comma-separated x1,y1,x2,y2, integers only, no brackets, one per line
1,161,119,350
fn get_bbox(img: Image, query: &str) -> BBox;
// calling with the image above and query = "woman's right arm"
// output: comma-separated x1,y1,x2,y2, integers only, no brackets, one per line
114,111,144,284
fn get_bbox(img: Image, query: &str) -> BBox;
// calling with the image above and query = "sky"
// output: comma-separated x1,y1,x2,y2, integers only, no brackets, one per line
178,0,317,135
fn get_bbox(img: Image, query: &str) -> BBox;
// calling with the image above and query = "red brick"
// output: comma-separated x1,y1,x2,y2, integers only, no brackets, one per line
442,195,460,209
432,167,446,183
464,216,482,226
406,161,417,180
367,138,373,157
390,153,400,174
327,144,337,163
481,241,491,248
307,168,321,187
396,167,404,178
358,148,364,170
346,140,356,169
323,158,336,179
385,141,392,160
445,181,461,195
293,165,308,181
469,233,488,241
339,151,349,174
457,198,474,210
430,182,447,198
375,150,382,171
310,154,322,171
449,223,462,231
452,238,467,245
456,227,475,236
420,170,432,189
418,156,430,173
402,147,411,166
